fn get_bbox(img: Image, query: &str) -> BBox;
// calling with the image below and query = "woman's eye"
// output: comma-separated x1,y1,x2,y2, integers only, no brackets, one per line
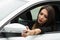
44,15,47,18
40,13,43,15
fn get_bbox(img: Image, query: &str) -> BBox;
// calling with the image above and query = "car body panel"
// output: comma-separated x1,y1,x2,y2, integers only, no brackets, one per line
0,32,60,40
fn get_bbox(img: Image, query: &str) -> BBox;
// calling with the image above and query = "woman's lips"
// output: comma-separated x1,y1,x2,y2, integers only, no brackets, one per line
39,19,43,22
38,19,43,24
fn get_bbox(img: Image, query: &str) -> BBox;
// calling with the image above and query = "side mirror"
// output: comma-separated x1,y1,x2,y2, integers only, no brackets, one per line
1,23,27,33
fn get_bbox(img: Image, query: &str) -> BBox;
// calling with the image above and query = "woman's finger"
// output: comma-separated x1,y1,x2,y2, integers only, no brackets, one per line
21,33,27,37
26,26,29,29
23,30,28,33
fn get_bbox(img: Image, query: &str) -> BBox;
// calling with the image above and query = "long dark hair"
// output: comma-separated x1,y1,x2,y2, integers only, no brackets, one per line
32,5,56,31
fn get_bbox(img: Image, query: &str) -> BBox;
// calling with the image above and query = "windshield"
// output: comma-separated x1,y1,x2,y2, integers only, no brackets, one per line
0,0,28,21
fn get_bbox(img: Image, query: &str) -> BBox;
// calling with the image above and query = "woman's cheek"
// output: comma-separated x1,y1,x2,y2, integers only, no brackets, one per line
38,19,41,24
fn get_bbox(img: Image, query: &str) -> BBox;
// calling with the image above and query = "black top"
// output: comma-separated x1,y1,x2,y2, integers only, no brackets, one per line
39,26,52,34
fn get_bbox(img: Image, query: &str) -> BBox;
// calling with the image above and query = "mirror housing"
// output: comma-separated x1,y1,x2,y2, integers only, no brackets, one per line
1,23,27,33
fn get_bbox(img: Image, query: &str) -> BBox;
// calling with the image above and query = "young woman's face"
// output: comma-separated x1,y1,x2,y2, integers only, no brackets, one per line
38,9,48,24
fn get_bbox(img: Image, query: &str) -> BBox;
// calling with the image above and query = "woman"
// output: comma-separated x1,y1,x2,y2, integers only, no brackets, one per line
21,5,56,37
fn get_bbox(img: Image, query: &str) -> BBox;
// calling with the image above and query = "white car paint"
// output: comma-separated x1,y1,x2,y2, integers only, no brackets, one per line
0,33,60,40
1,23,26,33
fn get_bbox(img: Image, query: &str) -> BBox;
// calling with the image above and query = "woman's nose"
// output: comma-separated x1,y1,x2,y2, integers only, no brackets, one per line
40,15,44,19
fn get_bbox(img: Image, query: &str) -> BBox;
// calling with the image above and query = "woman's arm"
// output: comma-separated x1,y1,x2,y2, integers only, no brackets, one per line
39,27,52,34
32,29,41,35
21,28,41,37
21,26,52,37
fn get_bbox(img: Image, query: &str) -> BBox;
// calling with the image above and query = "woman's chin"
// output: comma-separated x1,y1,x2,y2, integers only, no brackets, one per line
38,21,44,25
38,21,42,24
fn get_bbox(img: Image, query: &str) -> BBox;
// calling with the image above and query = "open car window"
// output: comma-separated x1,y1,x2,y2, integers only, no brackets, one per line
11,1,60,31
11,6,43,30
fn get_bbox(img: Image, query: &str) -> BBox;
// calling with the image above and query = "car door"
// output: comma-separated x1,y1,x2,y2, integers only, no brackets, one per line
0,0,60,40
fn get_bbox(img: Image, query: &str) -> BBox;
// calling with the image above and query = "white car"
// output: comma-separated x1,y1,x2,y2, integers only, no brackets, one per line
0,0,60,40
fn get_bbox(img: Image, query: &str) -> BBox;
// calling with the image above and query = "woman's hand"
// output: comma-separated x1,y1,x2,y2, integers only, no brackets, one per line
21,26,35,37
21,26,30,37
21,29,35,37
21,26,41,37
